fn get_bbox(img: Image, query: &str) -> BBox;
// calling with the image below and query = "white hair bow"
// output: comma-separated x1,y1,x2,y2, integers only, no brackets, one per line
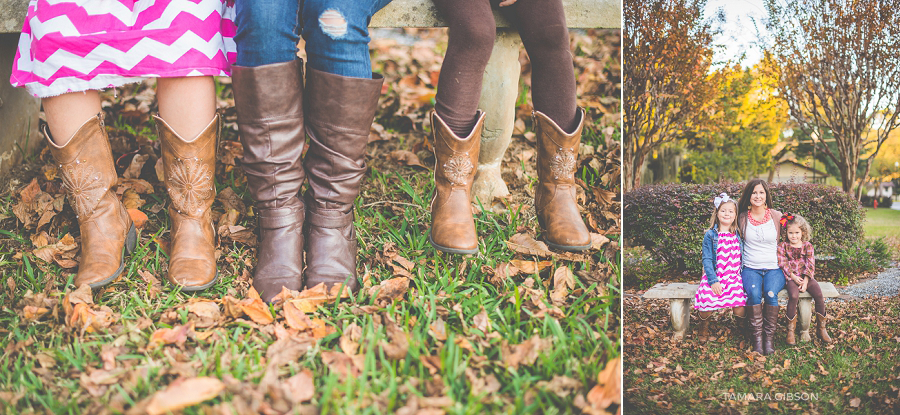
714,193,731,208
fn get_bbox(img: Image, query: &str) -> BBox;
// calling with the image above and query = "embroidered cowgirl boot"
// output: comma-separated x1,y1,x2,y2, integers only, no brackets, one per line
786,313,797,345
732,306,747,340
749,304,764,354
303,68,384,293
534,109,591,251
233,59,307,303
428,111,485,255
156,114,219,291
816,312,832,344
45,115,137,288
762,304,779,355
696,311,713,342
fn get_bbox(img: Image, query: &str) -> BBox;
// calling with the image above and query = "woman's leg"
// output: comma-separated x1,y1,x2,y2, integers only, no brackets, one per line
431,0,496,136
742,267,764,353
300,0,387,291
232,0,307,302
155,76,220,290
41,91,135,289
761,268,786,355
501,0,578,132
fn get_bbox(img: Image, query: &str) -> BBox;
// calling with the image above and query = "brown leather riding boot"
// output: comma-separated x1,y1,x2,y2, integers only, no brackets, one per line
749,304,764,354
786,314,797,345
303,67,384,293
816,312,832,344
428,111,485,255
156,114,219,291
763,304,779,355
46,115,137,288
533,109,591,251
696,311,713,342
233,59,307,303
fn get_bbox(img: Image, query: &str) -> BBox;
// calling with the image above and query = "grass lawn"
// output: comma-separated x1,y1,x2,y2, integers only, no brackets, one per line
863,207,900,240
623,295,900,414
0,30,622,414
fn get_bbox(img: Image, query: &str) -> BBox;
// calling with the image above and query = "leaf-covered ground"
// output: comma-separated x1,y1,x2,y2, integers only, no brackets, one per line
0,29,621,414
623,293,900,414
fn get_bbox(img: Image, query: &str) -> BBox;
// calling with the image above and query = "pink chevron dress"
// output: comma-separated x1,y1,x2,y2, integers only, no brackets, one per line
694,232,747,311
10,0,236,98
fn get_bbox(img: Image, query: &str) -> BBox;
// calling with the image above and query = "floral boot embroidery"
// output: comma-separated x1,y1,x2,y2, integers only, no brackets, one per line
167,156,213,216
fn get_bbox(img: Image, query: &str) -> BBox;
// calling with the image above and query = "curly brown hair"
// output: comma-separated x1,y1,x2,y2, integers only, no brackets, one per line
781,214,812,243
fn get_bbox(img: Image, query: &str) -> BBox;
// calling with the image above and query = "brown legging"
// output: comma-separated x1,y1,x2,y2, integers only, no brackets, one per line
432,0,578,137
785,278,826,319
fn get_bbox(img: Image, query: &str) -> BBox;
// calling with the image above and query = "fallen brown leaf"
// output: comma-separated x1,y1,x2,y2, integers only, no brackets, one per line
146,377,225,415
507,233,553,257
502,335,552,369
128,208,149,229
239,287,274,325
390,150,427,169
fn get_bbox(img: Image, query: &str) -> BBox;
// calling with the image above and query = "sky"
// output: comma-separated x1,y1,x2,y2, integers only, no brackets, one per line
704,0,770,67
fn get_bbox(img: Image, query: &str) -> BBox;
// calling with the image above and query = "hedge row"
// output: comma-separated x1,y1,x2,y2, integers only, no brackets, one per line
624,183,865,275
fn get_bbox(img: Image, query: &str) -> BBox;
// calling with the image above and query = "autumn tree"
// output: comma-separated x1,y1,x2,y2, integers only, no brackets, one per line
623,0,721,191
684,60,788,183
764,0,900,199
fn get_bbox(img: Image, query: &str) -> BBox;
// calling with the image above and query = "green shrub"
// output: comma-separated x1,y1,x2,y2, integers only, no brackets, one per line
624,183,865,275
822,238,892,282
623,247,671,289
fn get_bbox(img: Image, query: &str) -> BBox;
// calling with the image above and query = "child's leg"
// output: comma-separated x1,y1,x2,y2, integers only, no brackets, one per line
42,91,102,145
501,0,578,132
805,278,826,316
157,77,217,140
432,0,496,136
155,76,219,290
785,279,800,319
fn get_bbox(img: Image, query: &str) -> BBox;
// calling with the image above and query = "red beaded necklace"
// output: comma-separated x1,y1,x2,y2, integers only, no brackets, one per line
747,208,771,226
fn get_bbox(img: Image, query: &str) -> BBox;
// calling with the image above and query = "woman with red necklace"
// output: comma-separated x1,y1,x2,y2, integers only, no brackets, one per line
737,179,785,356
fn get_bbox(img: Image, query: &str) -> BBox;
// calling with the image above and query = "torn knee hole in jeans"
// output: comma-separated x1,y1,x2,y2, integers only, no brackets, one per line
319,9,348,38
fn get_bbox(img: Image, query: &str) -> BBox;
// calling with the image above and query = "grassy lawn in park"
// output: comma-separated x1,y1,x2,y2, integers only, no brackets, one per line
863,207,900,240
623,295,900,414
0,30,622,414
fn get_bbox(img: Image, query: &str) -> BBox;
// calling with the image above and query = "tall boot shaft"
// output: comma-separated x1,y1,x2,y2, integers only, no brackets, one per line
534,108,591,251
748,304,764,354
232,59,306,211
303,68,384,293
304,67,384,208
156,113,219,290
763,304,779,355
428,110,484,254
46,115,136,288
232,60,308,302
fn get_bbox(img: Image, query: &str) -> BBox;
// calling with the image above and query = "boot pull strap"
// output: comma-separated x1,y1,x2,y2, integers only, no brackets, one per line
307,209,354,229
258,209,304,229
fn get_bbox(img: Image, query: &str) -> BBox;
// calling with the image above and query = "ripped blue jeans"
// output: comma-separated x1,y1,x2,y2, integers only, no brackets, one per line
234,0,392,77
741,267,786,306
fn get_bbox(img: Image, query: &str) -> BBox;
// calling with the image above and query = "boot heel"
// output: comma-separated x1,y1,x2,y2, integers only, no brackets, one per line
125,223,137,255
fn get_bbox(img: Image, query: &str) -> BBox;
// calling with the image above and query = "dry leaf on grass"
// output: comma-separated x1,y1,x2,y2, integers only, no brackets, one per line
321,351,362,380
146,377,225,415
587,356,621,409
550,266,576,307
340,322,362,355
502,335,552,369
284,369,315,404
127,209,149,229
590,233,610,250
380,317,409,360
63,284,119,333
472,308,492,333
33,233,78,268
510,260,553,275
390,150,427,169
287,283,349,313
239,287,274,324
23,305,50,320
149,323,194,349
367,277,410,304
507,233,553,257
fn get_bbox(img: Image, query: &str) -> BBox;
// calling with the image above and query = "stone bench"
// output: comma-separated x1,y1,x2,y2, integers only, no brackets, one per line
0,0,620,191
643,281,840,342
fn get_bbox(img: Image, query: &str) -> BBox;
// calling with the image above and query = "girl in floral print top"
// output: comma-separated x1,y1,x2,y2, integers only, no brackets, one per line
777,214,832,345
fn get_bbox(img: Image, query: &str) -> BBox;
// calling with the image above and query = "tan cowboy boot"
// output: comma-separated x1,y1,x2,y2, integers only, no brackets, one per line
303,68,384,292
786,314,797,345
697,311,713,342
233,59,307,303
156,114,219,291
428,111,485,255
533,109,591,251
46,115,137,288
816,312,832,344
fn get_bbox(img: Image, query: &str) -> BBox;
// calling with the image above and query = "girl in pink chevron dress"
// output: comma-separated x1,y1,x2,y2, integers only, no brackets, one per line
694,194,748,341
10,0,235,292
